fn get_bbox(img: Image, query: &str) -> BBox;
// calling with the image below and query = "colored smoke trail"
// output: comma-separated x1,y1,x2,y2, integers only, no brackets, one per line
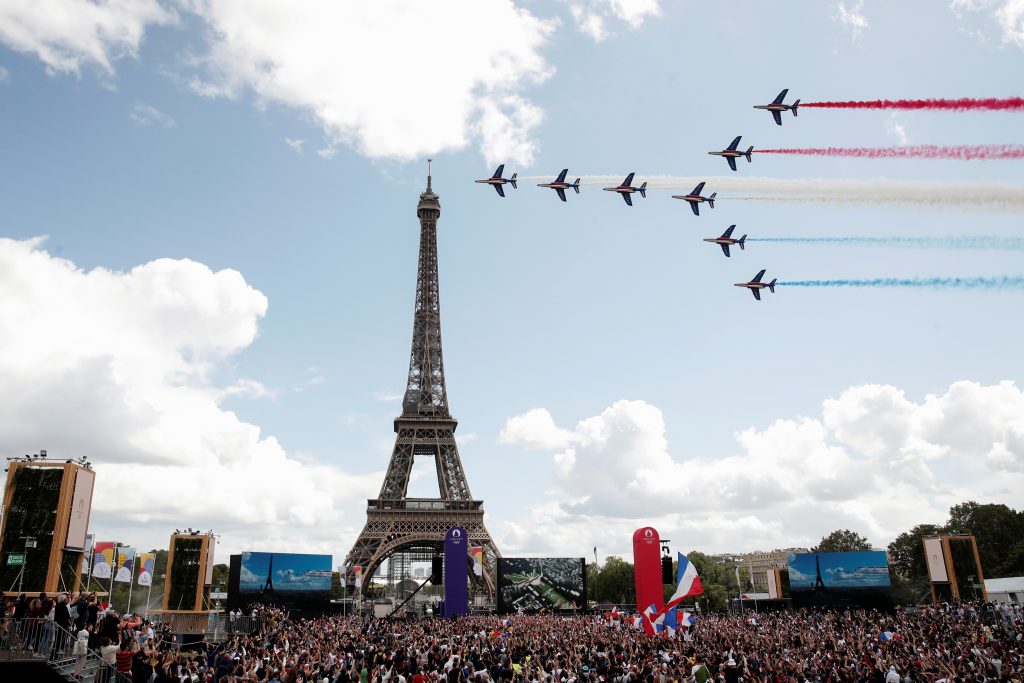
802,97,1024,111
779,276,1024,289
516,175,1024,211
749,236,1024,250
755,145,1024,160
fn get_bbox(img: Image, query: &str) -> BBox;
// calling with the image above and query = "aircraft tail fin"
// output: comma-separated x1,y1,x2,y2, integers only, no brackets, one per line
510,173,518,189
573,179,581,194
739,234,746,250
639,181,647,198
708,192,716,209
768,278,777,293
745,146,754,162
792,100,800,116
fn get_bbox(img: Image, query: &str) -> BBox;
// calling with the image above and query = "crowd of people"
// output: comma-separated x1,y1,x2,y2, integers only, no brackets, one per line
4,597,1023,682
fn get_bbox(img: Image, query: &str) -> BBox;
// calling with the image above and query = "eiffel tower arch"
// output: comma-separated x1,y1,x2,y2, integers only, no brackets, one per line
344,166,500,602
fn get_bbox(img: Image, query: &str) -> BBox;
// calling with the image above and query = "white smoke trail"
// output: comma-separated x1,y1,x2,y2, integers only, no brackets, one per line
517,175,1024,211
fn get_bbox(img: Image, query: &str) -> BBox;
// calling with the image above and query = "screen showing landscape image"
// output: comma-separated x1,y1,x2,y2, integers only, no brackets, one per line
787,551,892,609
237,551,332,609
498,557,585,614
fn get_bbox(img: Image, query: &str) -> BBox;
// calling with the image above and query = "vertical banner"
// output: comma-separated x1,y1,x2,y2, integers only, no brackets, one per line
138,553,156,586
632,527,663,614
443,526,468,617
93,542,114,579
353,565,363,588
81,534,95,575
470,546,483,578
115,548,135,583
65,468,95,550
923,537,949,582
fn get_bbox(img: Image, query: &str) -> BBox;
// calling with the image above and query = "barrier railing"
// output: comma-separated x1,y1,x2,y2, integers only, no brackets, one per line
140,611,268,641
0,618,131,682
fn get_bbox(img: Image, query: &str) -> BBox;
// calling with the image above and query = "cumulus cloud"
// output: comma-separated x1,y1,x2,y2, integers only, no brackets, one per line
0,237,379,556
835,0,869,40
185,0,556,165
283,137,304,153
498,383,1024,556
0,0,176,75
129,102,174,127
566,0,661,41
951,0,1024,45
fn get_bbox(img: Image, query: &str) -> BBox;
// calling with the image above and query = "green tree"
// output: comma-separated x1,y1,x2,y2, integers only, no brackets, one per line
887,523,944,579
331,571,344,600
946,501,1024,577
590,556,635,605
812,529,872,553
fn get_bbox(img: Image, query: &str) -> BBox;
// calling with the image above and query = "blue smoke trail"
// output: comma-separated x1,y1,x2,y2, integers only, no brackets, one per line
779,277,1024,289
748,236,1024,250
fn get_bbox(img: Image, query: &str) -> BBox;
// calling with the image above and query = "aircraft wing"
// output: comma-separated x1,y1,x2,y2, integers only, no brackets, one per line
556,188,567,202
752,288,761,300
772,89,789,105
622,193,633,206
692,182,705,195
752,269,766,282
494,164,505,178
720,244,731,257
772,110,782,126
727,136,742,151
555,169,568,183
494,184,505,197
727,157,737,172
722,225,735,238
690,202,699,216
623,172,635,187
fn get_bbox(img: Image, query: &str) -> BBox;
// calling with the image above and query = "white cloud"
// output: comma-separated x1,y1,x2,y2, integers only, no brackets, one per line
835,0,869,40
886,113,908,146
373,390,404,403
0,0,176,75
129,102,174,127
951,0,1024,45
0,66,9,82
567,0,660,41
0,237,380,556
499,383,1024,556
185,0,556,165
283,137,304,153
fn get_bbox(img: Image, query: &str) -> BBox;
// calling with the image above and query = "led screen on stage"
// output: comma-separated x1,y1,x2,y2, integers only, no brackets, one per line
234,551,332,609
787,551,892,609
497,557,585,614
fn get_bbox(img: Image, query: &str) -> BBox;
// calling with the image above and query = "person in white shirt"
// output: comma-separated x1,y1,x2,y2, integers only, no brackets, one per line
885,665,900,683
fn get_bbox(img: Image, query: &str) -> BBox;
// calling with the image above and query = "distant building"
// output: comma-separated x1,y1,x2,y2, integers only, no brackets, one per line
739,548,809,592
985,577,1023,604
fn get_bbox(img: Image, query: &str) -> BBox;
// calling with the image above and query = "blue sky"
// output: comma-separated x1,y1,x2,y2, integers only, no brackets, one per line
1,1,1023,565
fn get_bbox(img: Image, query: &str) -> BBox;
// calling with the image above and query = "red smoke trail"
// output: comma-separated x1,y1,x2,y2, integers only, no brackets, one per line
755,145,1024,160
802,97,1024,111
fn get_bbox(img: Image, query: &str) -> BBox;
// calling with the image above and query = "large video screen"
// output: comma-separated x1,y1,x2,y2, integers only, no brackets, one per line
233,551,332,610
787,551,892,609
497,557,585,614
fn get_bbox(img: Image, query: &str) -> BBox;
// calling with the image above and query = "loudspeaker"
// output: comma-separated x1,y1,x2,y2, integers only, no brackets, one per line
431,557,443,585
661,555,673,584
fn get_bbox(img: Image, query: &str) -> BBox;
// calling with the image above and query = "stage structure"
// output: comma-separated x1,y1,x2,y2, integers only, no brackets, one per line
922,535,987,603
344,166,500,600
0,453,94,595
162,531,216,611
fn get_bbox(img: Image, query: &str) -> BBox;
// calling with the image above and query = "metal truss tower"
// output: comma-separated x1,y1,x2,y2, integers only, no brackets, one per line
344,165,499,600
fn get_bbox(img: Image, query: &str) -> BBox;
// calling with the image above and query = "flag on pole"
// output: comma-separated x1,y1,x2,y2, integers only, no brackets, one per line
81,534,95,575
138,553,156,586
470,547,483,577
93,542,114,579
665,552,704,610
353,565,363,588
115,548,135,583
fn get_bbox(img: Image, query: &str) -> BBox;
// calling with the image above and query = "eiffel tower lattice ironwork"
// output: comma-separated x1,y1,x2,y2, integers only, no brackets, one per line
344,164,500,599
813,554,826,590
262,555,274,594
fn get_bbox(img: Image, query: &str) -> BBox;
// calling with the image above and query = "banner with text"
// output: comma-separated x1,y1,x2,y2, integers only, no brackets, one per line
443,526,468,617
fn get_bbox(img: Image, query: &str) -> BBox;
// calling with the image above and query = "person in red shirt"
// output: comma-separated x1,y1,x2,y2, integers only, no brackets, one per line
115,635,137,677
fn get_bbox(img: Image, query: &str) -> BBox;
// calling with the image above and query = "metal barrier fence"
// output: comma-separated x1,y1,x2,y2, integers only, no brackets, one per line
141,612,268,641
0,618,131,682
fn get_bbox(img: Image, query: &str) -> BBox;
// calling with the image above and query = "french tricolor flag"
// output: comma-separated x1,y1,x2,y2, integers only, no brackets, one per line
665,552,704,610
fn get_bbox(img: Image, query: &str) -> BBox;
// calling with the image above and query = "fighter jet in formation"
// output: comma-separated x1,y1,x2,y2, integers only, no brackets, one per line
537,169,582,202
753,89,800,126
735,269,776,300
708,136,754,171
671,181,716,216
602,173,647,206
704,225,747,257
475,164,518,197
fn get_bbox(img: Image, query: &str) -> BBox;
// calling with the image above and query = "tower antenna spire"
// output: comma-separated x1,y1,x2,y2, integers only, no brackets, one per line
427,158,432,192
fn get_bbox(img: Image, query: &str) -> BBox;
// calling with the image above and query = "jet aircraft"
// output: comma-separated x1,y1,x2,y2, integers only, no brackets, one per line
703,225,746,257
537,169,581,202
602,173,647,206
474,164,518,197
671,181,716,216
753,89,801,126
708,136,754,171
734,269,776,300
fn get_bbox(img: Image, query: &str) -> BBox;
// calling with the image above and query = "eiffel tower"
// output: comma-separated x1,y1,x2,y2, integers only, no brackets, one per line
344,164,499,599
813,554,826,590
